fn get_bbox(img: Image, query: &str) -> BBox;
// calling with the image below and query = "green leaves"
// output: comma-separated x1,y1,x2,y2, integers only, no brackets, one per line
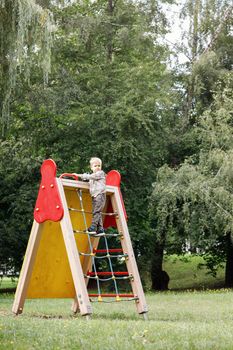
149,73,233,281
0,0,54,135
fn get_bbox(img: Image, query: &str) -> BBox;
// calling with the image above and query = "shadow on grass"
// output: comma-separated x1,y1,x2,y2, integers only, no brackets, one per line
168,281,225,292
0,288,16,294
25,311,141,321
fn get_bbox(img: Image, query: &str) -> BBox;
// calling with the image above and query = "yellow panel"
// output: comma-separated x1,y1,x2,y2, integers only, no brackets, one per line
27,187,93,298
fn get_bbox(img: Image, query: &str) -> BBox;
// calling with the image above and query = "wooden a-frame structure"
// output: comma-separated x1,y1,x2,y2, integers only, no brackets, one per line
12,159,148,317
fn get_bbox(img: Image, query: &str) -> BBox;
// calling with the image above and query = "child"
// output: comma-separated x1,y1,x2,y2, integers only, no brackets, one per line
74,157,106,233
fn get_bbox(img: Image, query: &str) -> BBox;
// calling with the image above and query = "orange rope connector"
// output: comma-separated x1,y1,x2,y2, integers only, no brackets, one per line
98,295,103,302
116,295,121,302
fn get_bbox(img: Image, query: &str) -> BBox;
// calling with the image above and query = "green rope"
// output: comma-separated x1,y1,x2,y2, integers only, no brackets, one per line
77,189,101,297
75,189,130,301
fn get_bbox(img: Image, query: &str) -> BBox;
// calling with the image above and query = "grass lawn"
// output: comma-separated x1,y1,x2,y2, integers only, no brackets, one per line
0,277,17,291
0,254,225,293
1,291,233,349
163,254,225,290
0,255,231,349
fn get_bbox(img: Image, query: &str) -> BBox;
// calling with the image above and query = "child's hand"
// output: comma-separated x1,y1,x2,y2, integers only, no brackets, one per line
82,173,90,180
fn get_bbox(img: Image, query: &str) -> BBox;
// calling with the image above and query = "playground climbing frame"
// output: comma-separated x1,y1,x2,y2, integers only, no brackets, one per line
12,159,148,317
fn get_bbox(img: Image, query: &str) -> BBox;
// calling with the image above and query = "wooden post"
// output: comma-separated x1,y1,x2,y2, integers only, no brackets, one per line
57,179,92,316
111,188,148,314
12,220,43,315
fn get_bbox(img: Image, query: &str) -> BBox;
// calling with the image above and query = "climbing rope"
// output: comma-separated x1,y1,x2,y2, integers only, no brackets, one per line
73,229,122,238
77,189,102,298
69,207,118,216
73,189,134,302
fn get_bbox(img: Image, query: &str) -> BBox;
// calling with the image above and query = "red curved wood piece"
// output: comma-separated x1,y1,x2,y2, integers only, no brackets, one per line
59,173,79,180
106,170,121,187
104,170,127,229
34,159,64,223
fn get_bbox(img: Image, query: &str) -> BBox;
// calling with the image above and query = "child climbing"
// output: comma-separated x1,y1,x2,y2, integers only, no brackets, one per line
73,157,106,233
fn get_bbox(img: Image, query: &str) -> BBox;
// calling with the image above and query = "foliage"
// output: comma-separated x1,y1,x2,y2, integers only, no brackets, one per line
178,0,233,124
0,136,41,271
149,72,233,278
0,0,179,273
1,0,231,289
180,0,232,60
0,0,54,135
163,254,224,290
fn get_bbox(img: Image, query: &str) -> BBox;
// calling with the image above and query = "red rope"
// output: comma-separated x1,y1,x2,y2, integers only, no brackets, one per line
87,271,129,276
93,248,123,253
89,293,135,298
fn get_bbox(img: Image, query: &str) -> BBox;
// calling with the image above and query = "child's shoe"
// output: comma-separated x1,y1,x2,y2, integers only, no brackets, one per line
88,225,96,232
97,227,105,234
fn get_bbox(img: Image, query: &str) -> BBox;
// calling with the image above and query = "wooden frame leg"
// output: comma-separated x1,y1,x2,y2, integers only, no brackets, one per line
57,179,92,316
12,221,43,315
112,189,148,315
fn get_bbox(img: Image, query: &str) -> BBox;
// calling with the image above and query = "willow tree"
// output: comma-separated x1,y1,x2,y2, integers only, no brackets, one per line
149,73,233,290
180,0,233,119
0,0,53,136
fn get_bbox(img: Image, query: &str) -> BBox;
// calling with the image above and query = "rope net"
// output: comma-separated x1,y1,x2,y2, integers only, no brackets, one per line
70,189,137,303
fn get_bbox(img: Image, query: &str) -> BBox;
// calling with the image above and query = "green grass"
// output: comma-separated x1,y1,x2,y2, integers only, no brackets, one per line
0,277,18,291
163,254,225,290
1,291,233,349
0,254,225,293
0,256,230,349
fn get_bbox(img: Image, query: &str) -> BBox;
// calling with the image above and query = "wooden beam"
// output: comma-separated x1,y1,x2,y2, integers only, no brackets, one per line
111,188,148,314
12,220,43,315
57,179,92,316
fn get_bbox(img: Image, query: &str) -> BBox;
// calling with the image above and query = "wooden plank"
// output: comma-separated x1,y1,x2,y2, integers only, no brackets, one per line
57,178,92,316
61,178,116,195
12,220,43,315
111,188,148,314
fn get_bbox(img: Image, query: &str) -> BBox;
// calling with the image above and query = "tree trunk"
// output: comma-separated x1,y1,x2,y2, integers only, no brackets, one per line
106,0,114,62
185,0,200,123
225,232,233,288
151,234,169,291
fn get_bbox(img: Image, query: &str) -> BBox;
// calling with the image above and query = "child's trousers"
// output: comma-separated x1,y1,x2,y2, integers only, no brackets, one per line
92,193,106,229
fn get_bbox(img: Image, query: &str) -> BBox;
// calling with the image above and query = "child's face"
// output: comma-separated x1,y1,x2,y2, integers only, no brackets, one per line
91,162,102,173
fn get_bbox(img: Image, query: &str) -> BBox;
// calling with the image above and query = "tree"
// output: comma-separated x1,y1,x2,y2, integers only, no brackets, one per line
0,0,176,275
179,0,233,119
49,0,177,274
0,0,53,136
149,72,233,289
155,0,233,234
